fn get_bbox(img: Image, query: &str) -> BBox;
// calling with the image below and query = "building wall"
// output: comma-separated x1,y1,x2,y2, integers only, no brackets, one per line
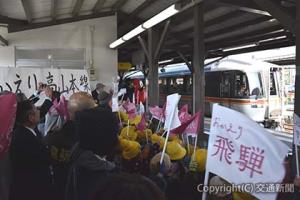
0,15,118,88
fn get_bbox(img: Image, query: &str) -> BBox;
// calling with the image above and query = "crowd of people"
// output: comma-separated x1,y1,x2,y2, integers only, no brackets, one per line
1,81,300,200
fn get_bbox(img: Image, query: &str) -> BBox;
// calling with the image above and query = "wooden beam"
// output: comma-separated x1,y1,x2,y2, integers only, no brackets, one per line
93,0,106,13
207,26,285,50
154,20,170,60
21,0,32,23
72,0,85,17
112,0,127,11
176,51,193,73
9,11,115,33
253,0,296,34
118,0,158,26
209,0,270,16
168,10,244,41
169,22,283,49
0,15,27,25
138,36,150,60
0,34,8,46
51,0,57,20
205,15,272,39
221,38,294,57
160,35,294,61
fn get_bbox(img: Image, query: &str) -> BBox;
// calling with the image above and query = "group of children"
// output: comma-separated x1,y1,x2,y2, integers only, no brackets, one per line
116,108,208,200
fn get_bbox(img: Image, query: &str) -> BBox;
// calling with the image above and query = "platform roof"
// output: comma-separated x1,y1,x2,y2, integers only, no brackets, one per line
0,0,296,62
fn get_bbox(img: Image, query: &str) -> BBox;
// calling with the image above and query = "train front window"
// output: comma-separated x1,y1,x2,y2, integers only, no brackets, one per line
234,72,249,98
270,72,277,95
247,72,263,97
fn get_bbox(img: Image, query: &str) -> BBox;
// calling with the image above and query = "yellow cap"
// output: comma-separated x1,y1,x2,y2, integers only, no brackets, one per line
119,111,128,122
137,129,153,142
120,126,137,141
119,138,141,160
129,115,142,125
151,134,165,150
168,135,184,146
192,149,207,172
166,141,186,161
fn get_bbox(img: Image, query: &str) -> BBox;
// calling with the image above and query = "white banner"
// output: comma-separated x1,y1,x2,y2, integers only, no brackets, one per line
164,93,181,131
206,104,289,200
293,114,300,146
0,67,91,98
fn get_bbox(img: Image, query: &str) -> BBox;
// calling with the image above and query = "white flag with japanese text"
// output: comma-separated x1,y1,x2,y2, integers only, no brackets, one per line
0,67,91,98
206,104,289,200
293,114,300,146
164,93,181,131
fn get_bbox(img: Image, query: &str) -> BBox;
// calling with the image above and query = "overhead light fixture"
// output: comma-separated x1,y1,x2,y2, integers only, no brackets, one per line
223,44,257,52
109,38,125,49
142,4,180,29
258,36,287,43
158,59,174,64
109,3,180,49
122,25,145,41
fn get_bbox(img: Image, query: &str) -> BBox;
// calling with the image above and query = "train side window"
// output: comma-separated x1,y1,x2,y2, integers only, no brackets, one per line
270,72,277,95
205,72,221,97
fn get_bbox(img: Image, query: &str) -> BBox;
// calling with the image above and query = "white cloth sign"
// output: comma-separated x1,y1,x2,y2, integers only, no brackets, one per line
111,97,119,112
164,93,181,131
206,104,289,200
0,67,91,98
293,114,300,146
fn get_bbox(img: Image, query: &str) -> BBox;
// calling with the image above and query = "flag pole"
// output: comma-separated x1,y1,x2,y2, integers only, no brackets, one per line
118,111,122,125
146,129,149,144
296,145,300,176
126,120,130,138
192,134,198,161
186,134,190,155
148,116,154,128
156,115,163,133
160,105,176,165
202,170,209,200
120,94,125,103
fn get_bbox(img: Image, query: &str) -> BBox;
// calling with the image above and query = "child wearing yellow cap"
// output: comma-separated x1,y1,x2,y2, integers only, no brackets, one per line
119,138,151,175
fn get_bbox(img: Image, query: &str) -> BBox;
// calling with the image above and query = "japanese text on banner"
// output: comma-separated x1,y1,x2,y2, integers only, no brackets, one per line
206,104,289,200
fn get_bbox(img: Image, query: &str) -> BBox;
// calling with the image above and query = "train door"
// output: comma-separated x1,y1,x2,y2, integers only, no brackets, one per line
268,69,282,118
220,71,232,108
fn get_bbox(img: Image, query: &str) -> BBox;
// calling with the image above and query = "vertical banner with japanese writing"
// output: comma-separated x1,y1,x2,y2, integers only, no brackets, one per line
293,114,300,146
206,104,289,200
0,67,91,98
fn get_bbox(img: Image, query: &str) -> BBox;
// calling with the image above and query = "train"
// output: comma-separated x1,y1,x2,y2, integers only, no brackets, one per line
127,57,285,128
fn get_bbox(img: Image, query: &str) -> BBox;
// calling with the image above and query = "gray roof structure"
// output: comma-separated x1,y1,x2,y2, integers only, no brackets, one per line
0,0,297,63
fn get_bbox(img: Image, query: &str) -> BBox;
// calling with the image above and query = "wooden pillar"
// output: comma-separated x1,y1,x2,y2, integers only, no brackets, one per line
148,28,160,106
295,0,300,115
193,2,205,136
293,0,300,179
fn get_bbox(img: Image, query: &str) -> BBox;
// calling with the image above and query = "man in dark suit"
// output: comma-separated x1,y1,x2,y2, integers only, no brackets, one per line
10,100,53,200
92,83,105,104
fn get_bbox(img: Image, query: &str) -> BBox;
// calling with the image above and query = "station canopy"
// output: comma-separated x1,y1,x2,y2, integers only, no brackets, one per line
0,0,296,64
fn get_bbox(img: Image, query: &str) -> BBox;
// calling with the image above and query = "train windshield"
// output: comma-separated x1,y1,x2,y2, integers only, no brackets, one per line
247,72,264,97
